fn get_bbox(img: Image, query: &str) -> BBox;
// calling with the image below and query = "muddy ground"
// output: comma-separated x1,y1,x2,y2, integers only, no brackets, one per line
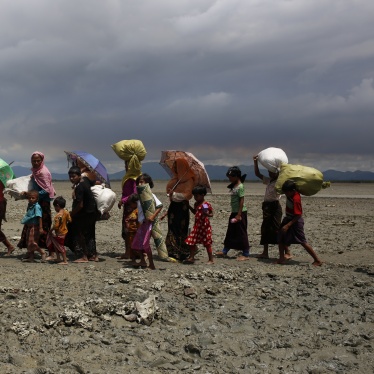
0,181,373,373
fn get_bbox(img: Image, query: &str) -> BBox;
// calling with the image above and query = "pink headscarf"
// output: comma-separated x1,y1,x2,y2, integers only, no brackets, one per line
31,151,56,198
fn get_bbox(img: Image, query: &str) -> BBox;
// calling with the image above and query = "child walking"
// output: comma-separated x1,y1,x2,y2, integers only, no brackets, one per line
276,180,322,266
19,190,47,262
253,155,283,259
46,196,72,264
131,174,163,270
65,166,98,263
215,166,251,261
184,185,214,264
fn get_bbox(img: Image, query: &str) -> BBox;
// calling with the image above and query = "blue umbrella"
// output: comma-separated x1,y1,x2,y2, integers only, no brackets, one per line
65,150,110,187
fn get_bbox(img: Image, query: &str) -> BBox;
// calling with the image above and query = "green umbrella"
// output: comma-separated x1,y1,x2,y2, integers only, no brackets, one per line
0,158,14,188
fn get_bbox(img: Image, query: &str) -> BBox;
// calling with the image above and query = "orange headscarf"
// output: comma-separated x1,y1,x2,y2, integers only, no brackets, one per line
166,158,196,201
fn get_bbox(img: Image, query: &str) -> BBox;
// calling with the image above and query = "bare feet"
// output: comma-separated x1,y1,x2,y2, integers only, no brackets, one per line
4,246,15,256
45,256,57,261
57,261,69,265
312,261,323,266
88,256,99,262
73,258,89,263
41,251,47,263
207,260,214,265
237,256,250,261
284,253,293,260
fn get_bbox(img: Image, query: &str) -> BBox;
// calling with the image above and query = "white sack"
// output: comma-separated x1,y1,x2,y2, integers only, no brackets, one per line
4,175,33,200
257,147,288,173
91,185,116,214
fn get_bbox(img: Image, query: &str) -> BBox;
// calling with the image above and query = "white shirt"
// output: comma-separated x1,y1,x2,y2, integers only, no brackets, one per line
137,193,163,223
263,176,281,202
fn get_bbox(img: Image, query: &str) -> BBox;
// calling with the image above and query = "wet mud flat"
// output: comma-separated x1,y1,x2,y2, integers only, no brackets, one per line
0,182,373,373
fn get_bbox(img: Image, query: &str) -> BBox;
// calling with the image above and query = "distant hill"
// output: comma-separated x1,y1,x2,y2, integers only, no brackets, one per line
10,164,374,182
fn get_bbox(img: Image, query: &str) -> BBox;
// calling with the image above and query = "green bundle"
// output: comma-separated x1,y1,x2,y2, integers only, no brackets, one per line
275,163,331,196
111,139,146,162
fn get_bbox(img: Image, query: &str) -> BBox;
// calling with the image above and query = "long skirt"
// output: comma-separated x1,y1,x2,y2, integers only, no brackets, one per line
65,212,97,258
121,203,134,241
278,217,307,246
0,200,7,242
223,212,250,251
165,200,190,261
18,200,51,249
260,201,282,245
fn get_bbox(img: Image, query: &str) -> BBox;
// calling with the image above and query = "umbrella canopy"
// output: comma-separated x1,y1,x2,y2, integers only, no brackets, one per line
65,151,110,186
159,150,212,193
0,158,14,188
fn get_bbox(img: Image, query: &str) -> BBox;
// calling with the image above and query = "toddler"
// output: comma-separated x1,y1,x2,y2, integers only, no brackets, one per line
185,185,214,264
46,196,72,264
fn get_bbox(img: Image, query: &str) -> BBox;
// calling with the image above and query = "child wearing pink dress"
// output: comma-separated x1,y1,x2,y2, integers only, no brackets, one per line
185,186,214,264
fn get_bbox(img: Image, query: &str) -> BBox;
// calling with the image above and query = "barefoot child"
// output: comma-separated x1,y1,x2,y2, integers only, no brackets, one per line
215,166,251,261
276,180,322,266
131,174,163,270
19,190,46,262
184,185,214,264
46,196,72,264
65,167,98,263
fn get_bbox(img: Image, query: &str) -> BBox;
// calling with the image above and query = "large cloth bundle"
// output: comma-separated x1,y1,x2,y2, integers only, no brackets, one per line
275,163,331,196
4,175,33,200
136,183,169,260
91,185,116,214
258,147,288,173
111,139,147,162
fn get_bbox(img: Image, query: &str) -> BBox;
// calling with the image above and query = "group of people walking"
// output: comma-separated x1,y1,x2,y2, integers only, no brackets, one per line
0,141,322,268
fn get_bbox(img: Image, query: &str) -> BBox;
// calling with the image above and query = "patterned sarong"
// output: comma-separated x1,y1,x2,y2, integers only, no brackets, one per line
46,232,66,254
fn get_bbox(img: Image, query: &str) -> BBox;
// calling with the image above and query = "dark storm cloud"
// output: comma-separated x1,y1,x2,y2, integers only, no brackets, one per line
0,0,373,172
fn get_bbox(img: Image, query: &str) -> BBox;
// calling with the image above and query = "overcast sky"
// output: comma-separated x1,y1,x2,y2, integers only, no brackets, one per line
1,0,373,174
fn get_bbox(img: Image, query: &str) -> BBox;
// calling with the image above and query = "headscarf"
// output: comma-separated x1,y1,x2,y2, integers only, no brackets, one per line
122,156,142,187
30,151,56,198
166,158,196,200
111,140,146,186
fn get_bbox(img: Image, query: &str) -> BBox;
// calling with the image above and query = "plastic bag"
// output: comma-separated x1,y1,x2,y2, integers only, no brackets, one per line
4,175,33,200
257,147,288,173
91,185,116,214
275,163,331,196
111,139,147,162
